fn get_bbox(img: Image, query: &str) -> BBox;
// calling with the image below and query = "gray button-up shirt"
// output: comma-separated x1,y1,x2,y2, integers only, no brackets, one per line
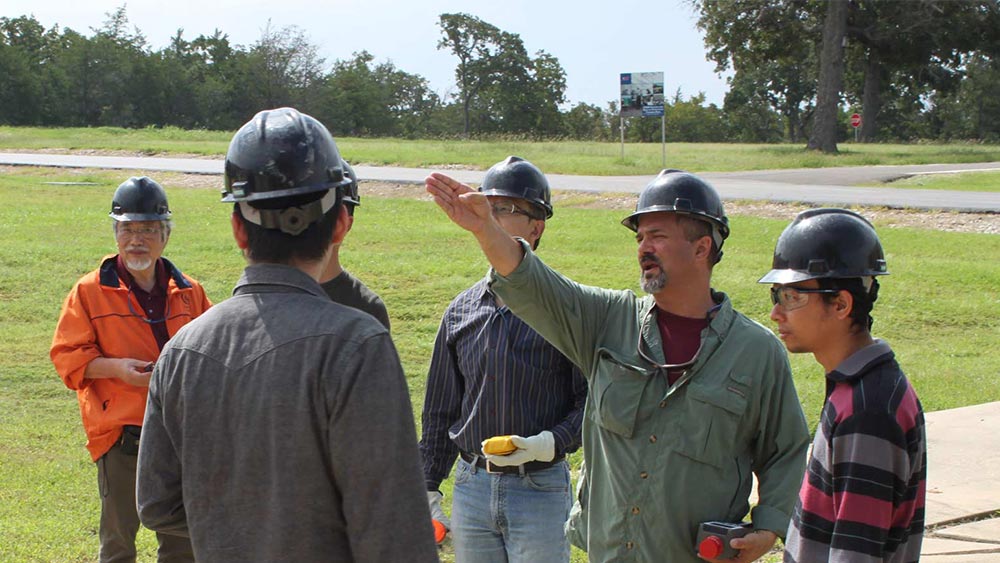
138,264,438,563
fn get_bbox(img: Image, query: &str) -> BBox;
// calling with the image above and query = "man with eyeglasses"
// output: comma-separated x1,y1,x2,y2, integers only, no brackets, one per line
425,168,809,563
760,209,926,562
51,176,211,563
419,156,587,562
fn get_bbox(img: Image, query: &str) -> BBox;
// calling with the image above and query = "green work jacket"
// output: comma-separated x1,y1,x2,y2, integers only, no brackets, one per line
490,241,809,563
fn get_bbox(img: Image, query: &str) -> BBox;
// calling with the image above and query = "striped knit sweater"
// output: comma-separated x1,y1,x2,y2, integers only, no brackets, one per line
784,340,926,563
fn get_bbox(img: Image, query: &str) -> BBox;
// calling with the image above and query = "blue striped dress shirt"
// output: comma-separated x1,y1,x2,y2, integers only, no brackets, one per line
419,277,587,491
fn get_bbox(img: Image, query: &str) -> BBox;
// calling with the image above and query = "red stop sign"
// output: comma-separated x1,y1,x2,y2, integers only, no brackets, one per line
850,113,862,128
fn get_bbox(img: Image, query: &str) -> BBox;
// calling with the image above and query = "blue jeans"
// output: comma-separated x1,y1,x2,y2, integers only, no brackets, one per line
452,457,572,563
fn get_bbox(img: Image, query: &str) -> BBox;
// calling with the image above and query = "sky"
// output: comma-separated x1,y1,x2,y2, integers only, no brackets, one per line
4,0,733,109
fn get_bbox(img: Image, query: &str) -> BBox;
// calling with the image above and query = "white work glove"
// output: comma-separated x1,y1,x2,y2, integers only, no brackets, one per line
427,491,451,530
482,431,555,467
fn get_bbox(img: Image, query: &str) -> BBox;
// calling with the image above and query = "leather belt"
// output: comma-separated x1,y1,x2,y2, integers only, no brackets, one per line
459,450,564,475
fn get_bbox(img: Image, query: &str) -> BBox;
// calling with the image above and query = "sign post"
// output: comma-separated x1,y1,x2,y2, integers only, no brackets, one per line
850,113,862,142
620,72,666,165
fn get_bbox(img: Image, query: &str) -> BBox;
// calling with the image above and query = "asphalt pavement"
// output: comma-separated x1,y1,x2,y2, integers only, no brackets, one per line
1,152,999,212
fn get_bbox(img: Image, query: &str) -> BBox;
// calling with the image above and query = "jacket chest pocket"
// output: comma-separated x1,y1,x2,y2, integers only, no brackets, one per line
675,380,749,468
587,352,652,439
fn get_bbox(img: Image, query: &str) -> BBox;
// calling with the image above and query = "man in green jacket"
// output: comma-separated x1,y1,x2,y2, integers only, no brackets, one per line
426,168,810,563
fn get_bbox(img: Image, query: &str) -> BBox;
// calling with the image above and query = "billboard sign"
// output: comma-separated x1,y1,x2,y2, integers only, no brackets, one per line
620,72,665,117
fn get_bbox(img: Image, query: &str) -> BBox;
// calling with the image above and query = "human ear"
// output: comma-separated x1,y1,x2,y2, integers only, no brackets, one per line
231,212,249,250
834,290,853,320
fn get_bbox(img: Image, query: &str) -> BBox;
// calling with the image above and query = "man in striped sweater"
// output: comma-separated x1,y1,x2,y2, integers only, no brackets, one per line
759,208,926,562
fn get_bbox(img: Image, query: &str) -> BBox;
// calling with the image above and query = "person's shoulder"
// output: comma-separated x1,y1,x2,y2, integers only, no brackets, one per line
306,295,390,338
729,307,782,346
446,280,487,308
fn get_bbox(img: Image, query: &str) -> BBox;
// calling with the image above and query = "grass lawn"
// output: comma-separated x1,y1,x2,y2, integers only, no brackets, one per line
2,125,1000,176
875,170,1000,192
1,168,997,562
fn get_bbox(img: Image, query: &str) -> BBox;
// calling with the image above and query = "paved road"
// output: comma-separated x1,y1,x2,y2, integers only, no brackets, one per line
2,152,999,212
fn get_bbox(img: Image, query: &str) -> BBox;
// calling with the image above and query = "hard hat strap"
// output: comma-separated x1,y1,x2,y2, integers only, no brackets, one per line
238,189,339,236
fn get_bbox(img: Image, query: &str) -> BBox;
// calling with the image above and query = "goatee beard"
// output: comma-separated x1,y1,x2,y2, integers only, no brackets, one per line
639,253,666,294
640,270,667,294
125,257,154,272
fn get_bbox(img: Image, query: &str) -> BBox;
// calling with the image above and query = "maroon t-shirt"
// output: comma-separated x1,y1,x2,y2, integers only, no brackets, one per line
116,256,170,350
656,309,708,385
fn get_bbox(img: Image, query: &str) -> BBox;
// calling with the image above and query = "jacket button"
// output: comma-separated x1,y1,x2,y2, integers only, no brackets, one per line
632,506,640,515
659,400,666,408
640,471,649,479
626,541,634,550
649,434,657,443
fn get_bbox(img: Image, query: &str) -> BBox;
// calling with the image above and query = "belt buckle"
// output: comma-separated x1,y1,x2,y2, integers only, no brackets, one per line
485,459,504,474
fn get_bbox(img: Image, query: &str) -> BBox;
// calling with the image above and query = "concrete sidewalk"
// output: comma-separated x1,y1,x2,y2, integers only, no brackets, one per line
922,401,1000,560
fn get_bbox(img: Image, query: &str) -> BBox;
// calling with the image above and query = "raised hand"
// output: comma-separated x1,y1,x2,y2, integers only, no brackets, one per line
425,173,492,234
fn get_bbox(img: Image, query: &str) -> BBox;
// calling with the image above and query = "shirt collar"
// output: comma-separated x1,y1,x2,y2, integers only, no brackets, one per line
827,339,894,382
233,263,329,300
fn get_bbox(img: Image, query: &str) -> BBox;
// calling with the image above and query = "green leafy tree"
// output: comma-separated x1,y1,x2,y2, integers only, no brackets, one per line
437,13,567,137
242,22,326,113
317,50,439,137
694,0,818,143
564,102,613,140
437,13,504,136
0,16,48,124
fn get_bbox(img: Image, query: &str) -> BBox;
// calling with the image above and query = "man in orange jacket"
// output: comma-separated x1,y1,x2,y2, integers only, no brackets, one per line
51,176,211,563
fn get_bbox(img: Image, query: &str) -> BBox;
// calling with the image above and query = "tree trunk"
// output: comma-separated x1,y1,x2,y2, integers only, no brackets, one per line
860,49,883,142
807,0,849,153
462,95,471,137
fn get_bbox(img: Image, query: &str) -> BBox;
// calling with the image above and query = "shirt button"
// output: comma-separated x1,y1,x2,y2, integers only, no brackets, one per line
649,434,657,443
632,506,640,515
640,471,649,479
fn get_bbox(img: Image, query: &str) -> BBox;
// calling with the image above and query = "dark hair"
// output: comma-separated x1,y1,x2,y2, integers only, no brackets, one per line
818,277,880,332
677,215,719,265
234,196,339,264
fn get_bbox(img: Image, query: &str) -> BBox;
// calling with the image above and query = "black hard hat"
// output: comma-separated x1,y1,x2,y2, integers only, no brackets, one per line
341,159,360,207
222,107,350,206
479,156,553,219
758,208,889,284
222,107,350,235
109,177,171,222
621,170,730,243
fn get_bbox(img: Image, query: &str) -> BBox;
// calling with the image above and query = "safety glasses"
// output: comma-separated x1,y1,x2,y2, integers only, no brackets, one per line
116,225,163,239
769,286,840,311
490,203,536,219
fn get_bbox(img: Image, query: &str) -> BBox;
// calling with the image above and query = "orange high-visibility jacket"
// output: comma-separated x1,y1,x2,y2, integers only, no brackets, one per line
51,256,212,461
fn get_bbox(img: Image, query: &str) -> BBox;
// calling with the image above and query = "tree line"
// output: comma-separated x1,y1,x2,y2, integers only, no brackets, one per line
693,0,1000,151
2,4,1000,148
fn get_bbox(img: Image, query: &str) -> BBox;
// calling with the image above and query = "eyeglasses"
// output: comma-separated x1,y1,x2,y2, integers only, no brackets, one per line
116,225,163,239
126,285,170,324
637,307,704,372
769,286,840,311
490,203,535,219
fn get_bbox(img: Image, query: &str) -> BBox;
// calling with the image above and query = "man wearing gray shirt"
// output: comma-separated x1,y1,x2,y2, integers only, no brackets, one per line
136,107,437,563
